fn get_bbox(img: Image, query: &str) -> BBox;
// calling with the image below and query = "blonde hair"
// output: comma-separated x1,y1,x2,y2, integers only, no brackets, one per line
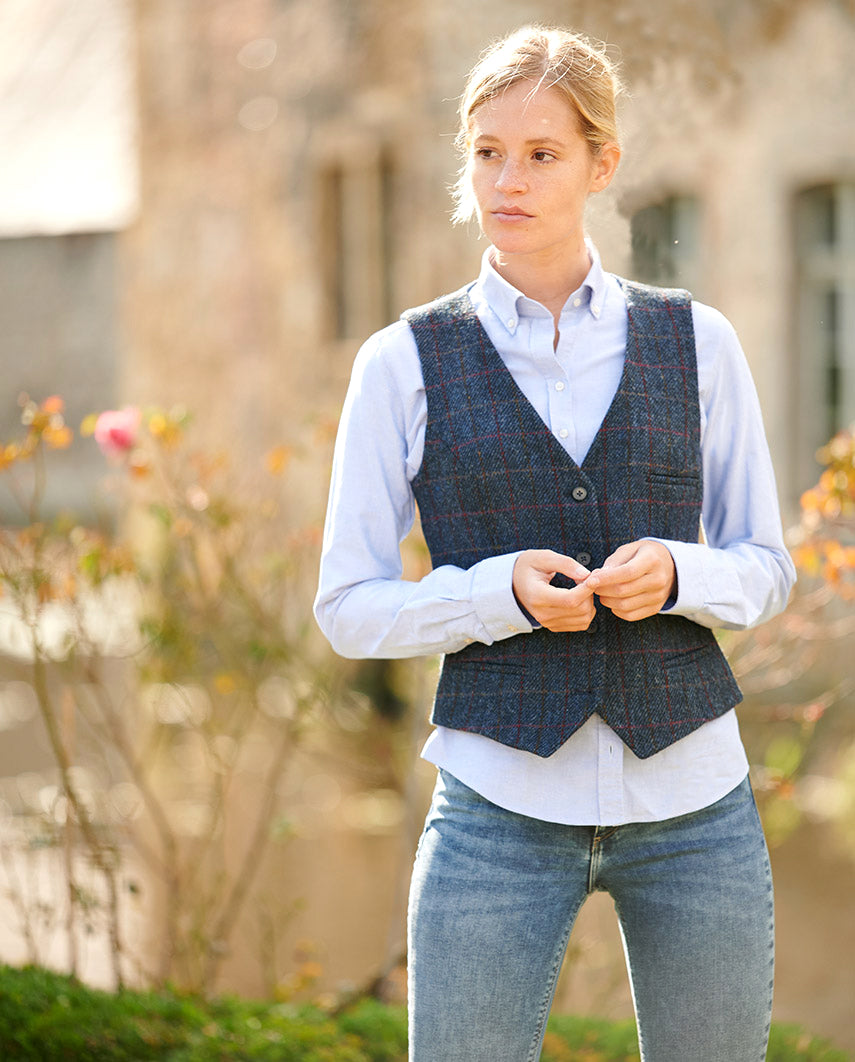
451,25,622,224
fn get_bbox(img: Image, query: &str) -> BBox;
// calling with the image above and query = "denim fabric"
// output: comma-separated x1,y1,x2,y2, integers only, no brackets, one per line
408,769,774,1061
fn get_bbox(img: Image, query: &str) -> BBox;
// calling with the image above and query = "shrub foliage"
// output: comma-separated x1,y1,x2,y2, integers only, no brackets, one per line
0,965,849,1062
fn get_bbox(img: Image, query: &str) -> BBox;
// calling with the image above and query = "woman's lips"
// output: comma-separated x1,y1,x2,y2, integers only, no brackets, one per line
492,207,533,222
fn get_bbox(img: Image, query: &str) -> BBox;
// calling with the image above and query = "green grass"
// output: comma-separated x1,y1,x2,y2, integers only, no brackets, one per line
0,965,848,1061
541,1013,852,1061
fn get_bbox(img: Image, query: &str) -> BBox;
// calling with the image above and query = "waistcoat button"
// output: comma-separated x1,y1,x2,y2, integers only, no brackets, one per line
576,551,592,566
571,486,588,501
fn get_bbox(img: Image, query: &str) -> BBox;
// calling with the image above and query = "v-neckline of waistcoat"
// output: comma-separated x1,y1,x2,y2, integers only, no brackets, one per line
457,278,638,479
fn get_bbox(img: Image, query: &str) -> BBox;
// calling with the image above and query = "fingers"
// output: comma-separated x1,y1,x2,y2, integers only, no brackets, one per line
511,543,676,631
512,550,597,632
513,549,592,588
587,541,676,621
596,587,663,622
526,548,593,584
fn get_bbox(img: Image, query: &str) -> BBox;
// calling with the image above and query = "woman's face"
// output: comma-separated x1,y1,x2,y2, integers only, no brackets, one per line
467,80,618,267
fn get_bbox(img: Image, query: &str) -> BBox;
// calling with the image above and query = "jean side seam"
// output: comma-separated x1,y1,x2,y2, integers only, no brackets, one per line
760,849,776,1057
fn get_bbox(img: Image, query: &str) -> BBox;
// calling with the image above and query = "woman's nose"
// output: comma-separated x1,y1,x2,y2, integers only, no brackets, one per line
495,159,526,192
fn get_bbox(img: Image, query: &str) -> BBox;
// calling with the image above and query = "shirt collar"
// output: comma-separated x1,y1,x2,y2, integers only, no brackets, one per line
475,237,607,336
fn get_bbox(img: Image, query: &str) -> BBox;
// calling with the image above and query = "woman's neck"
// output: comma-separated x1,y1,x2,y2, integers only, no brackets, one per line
489,240,591,322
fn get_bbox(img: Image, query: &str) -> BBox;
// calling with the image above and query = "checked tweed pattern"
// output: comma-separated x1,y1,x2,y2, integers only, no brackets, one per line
403,279,741,759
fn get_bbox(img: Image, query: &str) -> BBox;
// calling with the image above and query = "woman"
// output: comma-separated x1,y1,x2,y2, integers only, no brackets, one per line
315,25,795,1062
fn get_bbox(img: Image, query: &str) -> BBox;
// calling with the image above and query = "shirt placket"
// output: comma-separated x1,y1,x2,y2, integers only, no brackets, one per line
596,722,626,823
530,315,578,461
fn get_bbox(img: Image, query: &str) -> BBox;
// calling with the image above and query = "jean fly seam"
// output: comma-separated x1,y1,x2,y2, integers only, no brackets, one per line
587,829,602,893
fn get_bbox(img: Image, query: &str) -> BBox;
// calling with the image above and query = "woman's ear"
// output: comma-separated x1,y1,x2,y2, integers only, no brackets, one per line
590,141,621,194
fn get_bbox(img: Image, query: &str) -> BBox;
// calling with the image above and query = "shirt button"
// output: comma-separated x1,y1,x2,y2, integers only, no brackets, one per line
554,381,565,391
572,485,588,501
573,297,582,308
507,319,515,329
558,428,569,439
507,624,518,633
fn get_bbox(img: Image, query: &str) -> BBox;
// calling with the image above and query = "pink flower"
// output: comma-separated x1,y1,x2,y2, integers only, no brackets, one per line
94,407,141,457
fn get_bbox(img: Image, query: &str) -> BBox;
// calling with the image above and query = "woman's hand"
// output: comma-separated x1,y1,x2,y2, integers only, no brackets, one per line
587,541,676,621
512,550,596,632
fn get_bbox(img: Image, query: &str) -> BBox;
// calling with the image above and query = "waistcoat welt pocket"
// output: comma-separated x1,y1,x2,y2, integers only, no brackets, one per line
663,644,714,670
647,471,701,487
448,656,526,674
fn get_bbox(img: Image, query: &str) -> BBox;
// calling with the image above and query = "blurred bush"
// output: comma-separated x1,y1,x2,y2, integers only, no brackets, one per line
0,964,848,1061
726,425,855,847
0,395,339,994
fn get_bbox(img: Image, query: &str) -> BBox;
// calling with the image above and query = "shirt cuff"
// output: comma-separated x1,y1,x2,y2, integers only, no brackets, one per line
644,537,705,614
471,551,536,640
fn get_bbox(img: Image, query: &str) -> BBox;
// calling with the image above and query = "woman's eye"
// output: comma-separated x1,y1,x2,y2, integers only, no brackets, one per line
475,148,496,159
533,151,554,162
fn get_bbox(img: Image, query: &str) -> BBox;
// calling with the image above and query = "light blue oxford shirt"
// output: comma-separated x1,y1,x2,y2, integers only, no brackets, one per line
314,242,796,825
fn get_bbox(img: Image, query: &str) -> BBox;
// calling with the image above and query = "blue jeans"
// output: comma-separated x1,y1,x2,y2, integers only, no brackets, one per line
408,770,774,1061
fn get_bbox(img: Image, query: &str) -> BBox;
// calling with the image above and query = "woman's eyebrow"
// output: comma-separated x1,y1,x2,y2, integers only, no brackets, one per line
472,134,566,147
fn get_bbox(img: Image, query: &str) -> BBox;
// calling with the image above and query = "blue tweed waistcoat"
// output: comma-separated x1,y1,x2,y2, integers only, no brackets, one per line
403,279,742,759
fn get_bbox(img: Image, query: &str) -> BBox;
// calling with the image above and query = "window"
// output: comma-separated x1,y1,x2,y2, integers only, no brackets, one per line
318,147,396,341
794,183,855,489
630,195,703,296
